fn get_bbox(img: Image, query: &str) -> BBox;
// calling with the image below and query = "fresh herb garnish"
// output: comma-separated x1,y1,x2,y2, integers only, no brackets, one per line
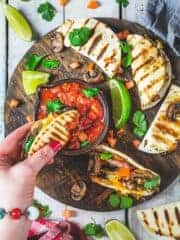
69,27,92,47
108,193,134,209
83,87,100,98
84,220,104,238
132,110,148,138
120,41,133,68
108,193,121,208
116,0,129,7
33,199,52,218
41,59,60,69
37,2,56,22
46,99,62,113
25,54,44,70
80,140,90,148
24,136,35,153
144,176,160,190
99,152,113,161
120,196,134,209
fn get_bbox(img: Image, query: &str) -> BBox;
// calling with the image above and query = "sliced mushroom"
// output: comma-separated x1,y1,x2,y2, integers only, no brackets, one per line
83,70,104,83
52,32,64,53
8,99,20,109
167,102,180,121
70,181,87,201
70,61,81,69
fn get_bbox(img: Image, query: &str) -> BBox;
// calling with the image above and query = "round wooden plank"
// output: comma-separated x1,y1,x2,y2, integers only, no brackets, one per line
5,18,180,211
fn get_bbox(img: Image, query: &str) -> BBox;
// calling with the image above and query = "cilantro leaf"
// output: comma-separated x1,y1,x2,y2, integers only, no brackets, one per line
122,52,133,68
120,196,134,208
108,193,121,208
25,54,44,70
144,176,160,190
99,152,113,161
132,110,148,138
116,0,129,7
84,223,104,238
83,87,100,98
33,199,52,218
46,99,62,113
24,136,35,153
69,27,92,47
41,59,60,69
120,41,132,54
80,140,90,148
37,2,56,22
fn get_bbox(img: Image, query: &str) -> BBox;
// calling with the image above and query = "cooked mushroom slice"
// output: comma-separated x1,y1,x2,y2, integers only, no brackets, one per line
83,70,104,83
167,102,180,121
70,181,87,201
52,32,64,53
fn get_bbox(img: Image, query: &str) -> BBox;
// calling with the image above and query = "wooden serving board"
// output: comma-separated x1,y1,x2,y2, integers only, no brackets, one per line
5,19,180,211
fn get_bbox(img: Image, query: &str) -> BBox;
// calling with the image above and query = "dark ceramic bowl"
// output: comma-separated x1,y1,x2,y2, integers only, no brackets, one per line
35,79,109,156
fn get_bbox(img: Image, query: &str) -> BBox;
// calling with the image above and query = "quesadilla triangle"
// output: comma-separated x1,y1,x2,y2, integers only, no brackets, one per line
139,84,180,154
127,34,172,110
57,18,121,77
27,110,78,156
137,202,180,239
90,145,161,200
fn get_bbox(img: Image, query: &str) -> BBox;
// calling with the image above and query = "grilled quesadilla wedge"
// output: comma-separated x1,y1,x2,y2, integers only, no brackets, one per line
57,18,121,77
139,84,180,154
27,110,78,156
90,145,160,200
127,34,172,110
137,201,180,238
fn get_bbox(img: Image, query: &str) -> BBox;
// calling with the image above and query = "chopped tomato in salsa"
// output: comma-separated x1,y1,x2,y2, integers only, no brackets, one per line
37,82,105,150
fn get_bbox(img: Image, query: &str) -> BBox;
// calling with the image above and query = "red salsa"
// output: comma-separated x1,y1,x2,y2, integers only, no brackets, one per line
37,82,105,150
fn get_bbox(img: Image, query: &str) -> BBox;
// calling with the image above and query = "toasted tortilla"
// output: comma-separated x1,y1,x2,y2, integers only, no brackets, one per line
57,18,121,77
90,145,161,200
139,84,180,154
127,34,172,110
28,110,78,156
137,202,180,238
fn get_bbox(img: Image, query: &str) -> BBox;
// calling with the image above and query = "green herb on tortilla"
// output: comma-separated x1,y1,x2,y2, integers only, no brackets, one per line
25,54,44,70
99,152,113,161
37,2,56,22
120,41,133,68
116,0,129,7
41,59,60,69
83,87,100,98
46,99,62,113
24,136,35,153
144,176,160,190
132,110,148,138
69,27,92,47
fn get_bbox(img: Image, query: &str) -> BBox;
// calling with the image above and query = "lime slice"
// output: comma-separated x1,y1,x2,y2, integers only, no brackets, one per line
2,3,32,41
22,71,50,95
110,79,132,129
105,220,136,240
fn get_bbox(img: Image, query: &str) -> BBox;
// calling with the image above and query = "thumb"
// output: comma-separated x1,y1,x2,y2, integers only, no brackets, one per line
23,141,61,175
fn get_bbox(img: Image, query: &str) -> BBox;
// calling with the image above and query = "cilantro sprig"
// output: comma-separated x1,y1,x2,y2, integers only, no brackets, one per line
80,140,90,148
46,99,62,113
132,110,148,138
24,136,35,153
108,193,134,209
37,2,56,22
84,219,105,238
144,176,160,190
120,41,133,68
33,199,52,218
83,87,100,98
69,27,92,47
25,54,44,71
99,152,113,161
41,59,60,69
116,0,129,7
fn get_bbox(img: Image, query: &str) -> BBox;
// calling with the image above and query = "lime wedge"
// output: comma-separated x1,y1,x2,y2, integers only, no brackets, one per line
22,71,50,95
2,3,32,41
110,79,132,129
105,220,136,240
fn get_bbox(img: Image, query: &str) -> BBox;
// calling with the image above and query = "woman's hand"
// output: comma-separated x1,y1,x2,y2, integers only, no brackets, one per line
0,123,60,240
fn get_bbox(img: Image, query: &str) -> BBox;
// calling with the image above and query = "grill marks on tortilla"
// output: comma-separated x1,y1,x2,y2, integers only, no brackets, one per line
127,34,171,110
175,207,180,224
28,110,77,156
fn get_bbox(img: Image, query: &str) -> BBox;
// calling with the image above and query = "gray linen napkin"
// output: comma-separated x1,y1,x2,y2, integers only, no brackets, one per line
141,0,180,56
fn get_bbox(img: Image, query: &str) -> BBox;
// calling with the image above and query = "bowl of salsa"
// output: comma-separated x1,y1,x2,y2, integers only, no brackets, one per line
35,79,109,155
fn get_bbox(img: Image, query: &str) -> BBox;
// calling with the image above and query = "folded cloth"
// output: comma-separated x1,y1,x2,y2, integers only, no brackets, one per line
140,0,180,56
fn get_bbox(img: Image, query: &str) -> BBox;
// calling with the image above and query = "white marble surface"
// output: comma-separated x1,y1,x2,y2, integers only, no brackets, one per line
0,1,179,239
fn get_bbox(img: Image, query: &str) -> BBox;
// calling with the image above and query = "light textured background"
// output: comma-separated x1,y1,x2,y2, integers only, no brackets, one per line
0,1,179,239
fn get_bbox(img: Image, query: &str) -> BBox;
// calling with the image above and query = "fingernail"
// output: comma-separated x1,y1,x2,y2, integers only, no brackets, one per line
49,140,62,153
